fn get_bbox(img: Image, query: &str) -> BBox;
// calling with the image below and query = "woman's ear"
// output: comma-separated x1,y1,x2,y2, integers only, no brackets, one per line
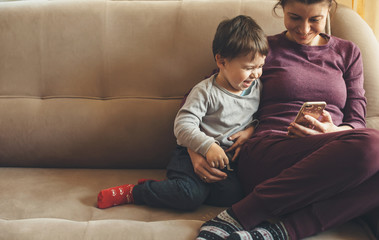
215,54,226,69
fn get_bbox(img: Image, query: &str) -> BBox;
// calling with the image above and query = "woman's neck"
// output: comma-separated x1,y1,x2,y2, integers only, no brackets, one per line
285,32,328,46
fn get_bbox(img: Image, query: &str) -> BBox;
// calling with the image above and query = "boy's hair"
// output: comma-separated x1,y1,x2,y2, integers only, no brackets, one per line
212,15,269,60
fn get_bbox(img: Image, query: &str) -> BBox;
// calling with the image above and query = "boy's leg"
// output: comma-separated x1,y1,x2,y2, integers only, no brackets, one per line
205,162,245,207
97,179,162,209
97,146,208,210
133,146,210,210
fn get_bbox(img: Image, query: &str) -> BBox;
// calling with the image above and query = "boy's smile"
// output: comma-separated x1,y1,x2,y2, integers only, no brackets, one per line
215,52,266,95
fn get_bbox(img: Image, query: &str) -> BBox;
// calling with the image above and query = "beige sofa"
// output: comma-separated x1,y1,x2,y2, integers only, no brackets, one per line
0,0,378,239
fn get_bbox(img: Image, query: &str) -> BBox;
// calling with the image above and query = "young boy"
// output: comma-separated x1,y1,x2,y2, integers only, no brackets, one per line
97,15,268,210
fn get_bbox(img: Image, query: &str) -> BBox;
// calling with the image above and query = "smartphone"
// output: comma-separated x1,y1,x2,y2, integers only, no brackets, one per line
294,101,327,128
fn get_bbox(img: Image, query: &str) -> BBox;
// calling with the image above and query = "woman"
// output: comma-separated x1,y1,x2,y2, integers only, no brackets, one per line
194,0,379,239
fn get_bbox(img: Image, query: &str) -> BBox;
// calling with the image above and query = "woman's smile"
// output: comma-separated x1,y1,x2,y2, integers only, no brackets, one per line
283,1,329,46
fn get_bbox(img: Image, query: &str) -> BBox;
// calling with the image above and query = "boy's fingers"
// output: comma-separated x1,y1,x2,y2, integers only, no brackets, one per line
225,141,238,152
217,159,224,169
214,161,219,168
221,156,229,169
228,133,238,141
231,147,240,162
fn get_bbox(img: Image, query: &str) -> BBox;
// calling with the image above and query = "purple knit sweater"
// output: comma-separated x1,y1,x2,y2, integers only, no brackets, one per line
255,32,367,135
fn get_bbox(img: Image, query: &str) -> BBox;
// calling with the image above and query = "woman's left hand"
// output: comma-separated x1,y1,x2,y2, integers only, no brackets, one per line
287,110,352,137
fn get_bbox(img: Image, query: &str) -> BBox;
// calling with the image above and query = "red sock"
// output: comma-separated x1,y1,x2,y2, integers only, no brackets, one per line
97,184,134,209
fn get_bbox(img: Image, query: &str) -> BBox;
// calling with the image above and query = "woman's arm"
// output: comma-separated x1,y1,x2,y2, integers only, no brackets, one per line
341,44,366,129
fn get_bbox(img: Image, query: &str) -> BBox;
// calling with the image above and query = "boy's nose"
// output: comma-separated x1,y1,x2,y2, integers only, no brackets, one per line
250,70,259,79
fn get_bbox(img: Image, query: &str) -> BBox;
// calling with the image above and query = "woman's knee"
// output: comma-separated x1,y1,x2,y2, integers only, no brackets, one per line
344,129,379,175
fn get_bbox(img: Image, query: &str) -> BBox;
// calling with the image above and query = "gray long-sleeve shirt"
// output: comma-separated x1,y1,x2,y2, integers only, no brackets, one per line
174,74,261,157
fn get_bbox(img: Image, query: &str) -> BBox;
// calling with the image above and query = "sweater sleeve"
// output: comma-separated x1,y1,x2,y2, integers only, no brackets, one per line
341,44,367,129
174,84,216,157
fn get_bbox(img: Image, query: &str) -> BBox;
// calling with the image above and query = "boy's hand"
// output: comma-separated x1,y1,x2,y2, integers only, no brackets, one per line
206,143,229,169
187,148,227,183
225,126,255,161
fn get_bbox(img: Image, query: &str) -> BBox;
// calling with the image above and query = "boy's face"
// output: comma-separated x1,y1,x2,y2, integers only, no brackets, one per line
216,52,266,94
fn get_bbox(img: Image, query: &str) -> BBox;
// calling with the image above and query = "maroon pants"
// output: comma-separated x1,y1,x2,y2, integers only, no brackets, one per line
232,128,379,239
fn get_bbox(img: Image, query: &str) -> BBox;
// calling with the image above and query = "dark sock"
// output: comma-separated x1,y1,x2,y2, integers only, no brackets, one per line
196,208,243,240
227,222,289,240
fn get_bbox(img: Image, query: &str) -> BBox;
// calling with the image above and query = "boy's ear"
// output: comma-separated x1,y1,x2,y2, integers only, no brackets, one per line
215,54,226,68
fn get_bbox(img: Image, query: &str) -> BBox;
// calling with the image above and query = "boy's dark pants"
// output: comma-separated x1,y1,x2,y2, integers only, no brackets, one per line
133,146,244,210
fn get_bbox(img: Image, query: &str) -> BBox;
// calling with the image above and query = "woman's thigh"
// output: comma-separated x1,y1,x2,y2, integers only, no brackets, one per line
238,128,379,194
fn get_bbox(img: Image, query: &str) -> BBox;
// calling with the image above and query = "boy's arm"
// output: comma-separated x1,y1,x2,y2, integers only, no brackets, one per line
175,83,229,169
174,84,217,157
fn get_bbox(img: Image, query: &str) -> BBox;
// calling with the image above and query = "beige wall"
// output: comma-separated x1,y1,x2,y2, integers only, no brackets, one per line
364,0,379,40
338,0,352,7
337,0,378,40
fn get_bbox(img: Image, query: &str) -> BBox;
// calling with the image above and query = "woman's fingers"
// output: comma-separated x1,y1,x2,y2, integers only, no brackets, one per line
199,167,227,183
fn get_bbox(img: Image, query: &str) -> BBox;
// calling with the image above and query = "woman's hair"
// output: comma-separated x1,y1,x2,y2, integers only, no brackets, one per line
273,0,337,15
212,15,269,60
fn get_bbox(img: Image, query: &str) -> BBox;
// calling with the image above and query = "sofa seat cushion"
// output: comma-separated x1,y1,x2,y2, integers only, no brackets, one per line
0,168,376,240
0,168,225,222
0,218,374,240
0,218,203,240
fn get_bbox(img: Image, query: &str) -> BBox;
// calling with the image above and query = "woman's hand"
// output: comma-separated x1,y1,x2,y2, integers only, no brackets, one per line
187,148,227,183
287,110,352,137
225,126,255,161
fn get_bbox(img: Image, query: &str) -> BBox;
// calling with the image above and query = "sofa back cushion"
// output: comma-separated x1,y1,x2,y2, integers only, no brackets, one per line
0,0,377,168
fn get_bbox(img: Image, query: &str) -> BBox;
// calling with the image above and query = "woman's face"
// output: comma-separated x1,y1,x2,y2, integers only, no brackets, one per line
283,1,330,46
